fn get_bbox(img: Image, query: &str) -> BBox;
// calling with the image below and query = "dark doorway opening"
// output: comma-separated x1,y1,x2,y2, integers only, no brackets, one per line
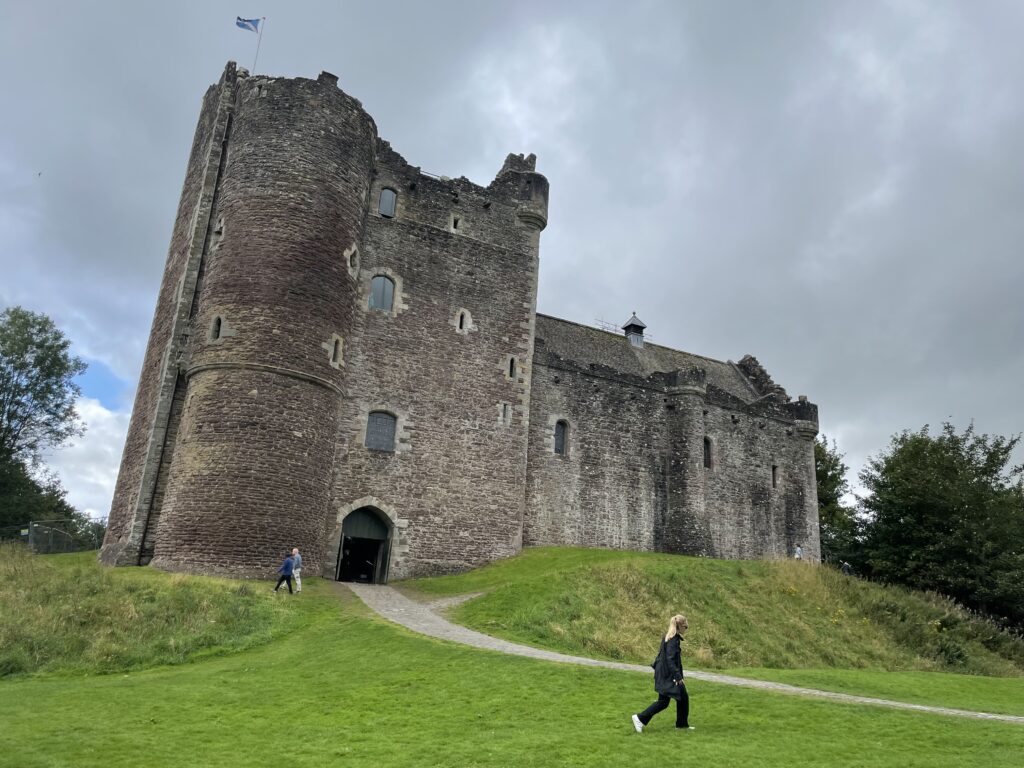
336,507,391,584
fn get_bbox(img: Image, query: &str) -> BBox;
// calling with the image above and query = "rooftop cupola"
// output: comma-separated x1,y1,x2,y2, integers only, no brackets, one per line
623,313,647,348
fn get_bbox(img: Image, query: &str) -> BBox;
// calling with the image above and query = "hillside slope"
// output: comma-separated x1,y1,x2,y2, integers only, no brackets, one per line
404,547,1024,676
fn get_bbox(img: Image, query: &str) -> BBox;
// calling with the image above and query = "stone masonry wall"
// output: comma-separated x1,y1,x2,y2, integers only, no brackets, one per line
101,75,228,565
327,148,547,579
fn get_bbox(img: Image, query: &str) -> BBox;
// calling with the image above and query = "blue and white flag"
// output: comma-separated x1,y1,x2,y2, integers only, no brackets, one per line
236,17,260,33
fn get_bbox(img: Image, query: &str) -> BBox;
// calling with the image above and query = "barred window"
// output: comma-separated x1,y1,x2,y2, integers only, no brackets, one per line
369,275,395,312
554,420,568,455
378,188,397,218
365,411,397,452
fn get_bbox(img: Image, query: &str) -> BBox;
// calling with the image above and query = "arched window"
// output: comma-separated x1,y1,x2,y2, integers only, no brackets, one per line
211,316,222,340
378,188,397,218
554,420,568,455
369,275,395,312
703,437,713,469
365,411,397,452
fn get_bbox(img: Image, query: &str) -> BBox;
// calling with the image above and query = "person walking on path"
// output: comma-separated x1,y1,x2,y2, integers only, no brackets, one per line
292,547,303,593
273,551,295,594
632,614,693,733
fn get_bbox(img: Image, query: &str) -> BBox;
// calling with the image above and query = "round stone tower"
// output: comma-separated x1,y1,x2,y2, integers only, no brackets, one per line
140,66,377,576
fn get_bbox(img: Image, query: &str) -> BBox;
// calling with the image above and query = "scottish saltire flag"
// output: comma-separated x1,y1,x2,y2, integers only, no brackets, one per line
236,17,260,33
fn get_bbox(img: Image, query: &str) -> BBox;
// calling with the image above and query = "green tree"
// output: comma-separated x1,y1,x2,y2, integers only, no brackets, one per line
0,306,87,464
859,423,1024,629
0,460,76,529
815,435,860,565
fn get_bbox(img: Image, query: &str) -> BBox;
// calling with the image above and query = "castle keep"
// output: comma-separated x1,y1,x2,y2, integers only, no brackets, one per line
101,63,821,581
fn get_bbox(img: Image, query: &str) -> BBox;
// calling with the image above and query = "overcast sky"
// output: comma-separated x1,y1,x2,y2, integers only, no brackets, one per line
2,0,1022,517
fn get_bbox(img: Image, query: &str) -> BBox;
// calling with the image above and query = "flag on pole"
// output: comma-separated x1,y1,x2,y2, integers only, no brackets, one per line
236,17,261,33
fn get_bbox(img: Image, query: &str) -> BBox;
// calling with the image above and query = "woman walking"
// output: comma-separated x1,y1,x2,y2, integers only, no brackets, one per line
631,614,693,733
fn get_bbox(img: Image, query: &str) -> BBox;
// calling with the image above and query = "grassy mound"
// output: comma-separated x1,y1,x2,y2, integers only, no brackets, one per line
404,547,1024,676
5,579,1024,767
0,543,302,677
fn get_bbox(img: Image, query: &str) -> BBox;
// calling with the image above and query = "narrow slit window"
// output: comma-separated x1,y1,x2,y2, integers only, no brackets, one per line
331,338,341,363
509,357,517,378
554,420,568,455
378,188,397,218
365,411,397,452
369,275,395,312
452,216,460,230
211,316,222,340
703,437,712,469
458,312,466,330
502,403,510,424
772,465,779,489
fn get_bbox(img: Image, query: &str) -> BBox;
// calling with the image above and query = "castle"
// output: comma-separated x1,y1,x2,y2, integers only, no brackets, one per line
100,63,821,582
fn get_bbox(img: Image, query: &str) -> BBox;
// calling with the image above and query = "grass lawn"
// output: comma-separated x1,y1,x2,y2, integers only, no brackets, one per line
402,547,1024,716
5,578,1024,767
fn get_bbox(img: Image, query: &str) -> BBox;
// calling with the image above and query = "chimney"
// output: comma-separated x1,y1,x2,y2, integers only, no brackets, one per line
623,312,647,349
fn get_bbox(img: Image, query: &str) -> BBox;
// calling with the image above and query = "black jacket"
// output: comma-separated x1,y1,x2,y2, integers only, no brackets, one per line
652,635,685,699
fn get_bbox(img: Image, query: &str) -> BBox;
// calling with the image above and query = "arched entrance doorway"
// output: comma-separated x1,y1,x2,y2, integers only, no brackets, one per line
336,507,391,583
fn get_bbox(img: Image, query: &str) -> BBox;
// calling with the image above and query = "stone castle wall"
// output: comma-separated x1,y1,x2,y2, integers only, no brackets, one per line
101,62,819,579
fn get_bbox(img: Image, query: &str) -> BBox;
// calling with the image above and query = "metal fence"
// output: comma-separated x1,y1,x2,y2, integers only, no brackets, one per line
0,517,107,554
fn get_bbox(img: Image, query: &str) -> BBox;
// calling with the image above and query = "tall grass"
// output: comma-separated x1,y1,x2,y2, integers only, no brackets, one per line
0,543,302,677
406,547,1024,675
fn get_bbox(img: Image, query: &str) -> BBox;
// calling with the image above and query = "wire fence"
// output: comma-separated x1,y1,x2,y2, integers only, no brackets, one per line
0,517,107,554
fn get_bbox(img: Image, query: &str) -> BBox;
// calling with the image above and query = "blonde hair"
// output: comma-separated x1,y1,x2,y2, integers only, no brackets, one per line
664,614,689,641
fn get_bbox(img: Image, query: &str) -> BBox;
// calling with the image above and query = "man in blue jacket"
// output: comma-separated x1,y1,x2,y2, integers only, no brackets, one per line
273,551,295,594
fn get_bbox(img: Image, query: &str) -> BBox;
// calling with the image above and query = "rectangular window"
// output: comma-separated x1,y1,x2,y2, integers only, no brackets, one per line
366,412,397,452
772,465,779,489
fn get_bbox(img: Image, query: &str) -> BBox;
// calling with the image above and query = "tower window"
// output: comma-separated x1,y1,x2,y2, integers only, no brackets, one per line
331,338,341,364
365,411,397,452
210,316,222,340
703,437,713,469
378,188,397,218
554,420,569,455
772,465,779,489
509,357,517,379
458,312,466,330
451,215,460,231
369,275,395,312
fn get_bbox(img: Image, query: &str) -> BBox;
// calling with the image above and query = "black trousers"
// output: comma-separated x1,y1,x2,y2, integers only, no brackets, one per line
638,685,690,728
274,574,294,593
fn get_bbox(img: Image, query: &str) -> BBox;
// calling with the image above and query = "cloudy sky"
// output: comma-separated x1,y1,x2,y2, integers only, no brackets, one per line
2,0,1022,517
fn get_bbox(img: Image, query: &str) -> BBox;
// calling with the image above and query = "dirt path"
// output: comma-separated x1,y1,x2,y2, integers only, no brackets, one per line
344,583,1024,725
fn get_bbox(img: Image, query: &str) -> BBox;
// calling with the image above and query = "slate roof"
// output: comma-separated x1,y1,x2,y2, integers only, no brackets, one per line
534,314,758,403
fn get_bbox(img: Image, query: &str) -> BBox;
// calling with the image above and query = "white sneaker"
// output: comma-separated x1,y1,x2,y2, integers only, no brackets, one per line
631,714,644,733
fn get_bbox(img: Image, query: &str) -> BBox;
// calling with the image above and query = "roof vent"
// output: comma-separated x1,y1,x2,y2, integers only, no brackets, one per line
623,312,646,349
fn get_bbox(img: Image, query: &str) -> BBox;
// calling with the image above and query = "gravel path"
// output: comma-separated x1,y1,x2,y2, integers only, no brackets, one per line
345,583,1024,725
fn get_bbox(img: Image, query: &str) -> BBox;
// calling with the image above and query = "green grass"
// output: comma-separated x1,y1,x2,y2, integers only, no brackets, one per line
4,569,1024,767
0,543,302,677
404,547,1024,676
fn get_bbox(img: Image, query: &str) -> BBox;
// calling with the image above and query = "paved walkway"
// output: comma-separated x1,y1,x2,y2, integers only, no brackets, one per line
345,583,1024,725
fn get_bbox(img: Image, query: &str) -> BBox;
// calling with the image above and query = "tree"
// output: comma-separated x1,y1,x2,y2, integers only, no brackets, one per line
0,459,77,529
0,306,87,464
859,423,1024,629
815,435,860,565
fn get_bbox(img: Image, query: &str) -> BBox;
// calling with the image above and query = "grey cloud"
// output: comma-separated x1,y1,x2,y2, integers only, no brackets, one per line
2,0,1022,510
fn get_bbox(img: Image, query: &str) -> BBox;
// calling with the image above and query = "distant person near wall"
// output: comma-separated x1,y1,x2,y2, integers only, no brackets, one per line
631,614,694,733
292,547,303,593
274,552,295,594
794,544,803,560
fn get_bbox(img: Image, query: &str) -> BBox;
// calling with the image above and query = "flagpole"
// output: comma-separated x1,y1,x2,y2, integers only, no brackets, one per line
253,17,266,73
